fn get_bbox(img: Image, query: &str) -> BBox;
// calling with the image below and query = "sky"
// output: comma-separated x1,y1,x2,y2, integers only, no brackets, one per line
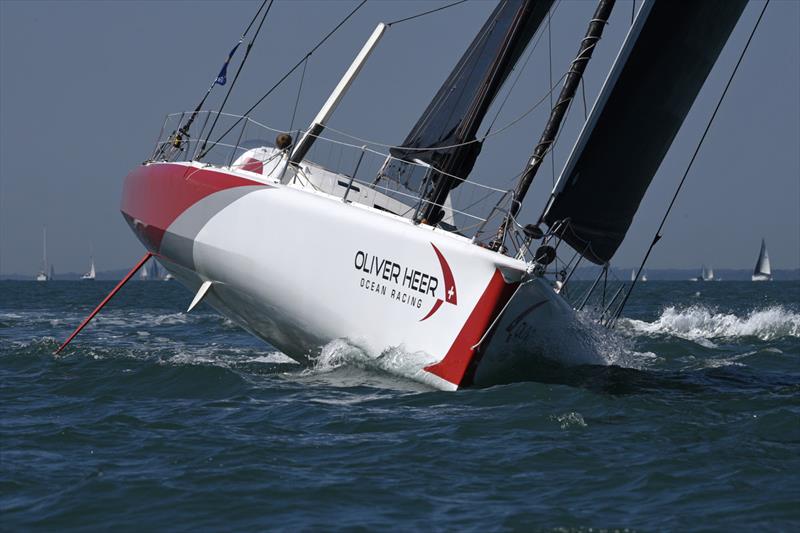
1,0,798,276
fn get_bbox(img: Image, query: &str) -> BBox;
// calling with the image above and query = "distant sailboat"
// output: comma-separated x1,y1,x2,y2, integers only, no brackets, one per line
81,255,96,281
36,227,48,282
752,238,772,281
641,270,648,282
693,264,714,282
630,269,636,282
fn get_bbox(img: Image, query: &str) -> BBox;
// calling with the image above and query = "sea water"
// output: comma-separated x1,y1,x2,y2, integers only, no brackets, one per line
1,280,798,530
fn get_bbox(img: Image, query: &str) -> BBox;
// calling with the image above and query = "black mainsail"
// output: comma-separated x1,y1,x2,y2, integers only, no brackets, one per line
389,0,553,223
541,0,747,264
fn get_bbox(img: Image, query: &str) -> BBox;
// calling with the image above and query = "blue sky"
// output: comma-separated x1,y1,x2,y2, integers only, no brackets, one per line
1,0,798,275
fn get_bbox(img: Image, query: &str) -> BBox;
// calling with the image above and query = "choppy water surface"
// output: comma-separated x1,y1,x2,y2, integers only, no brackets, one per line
2,280,798,530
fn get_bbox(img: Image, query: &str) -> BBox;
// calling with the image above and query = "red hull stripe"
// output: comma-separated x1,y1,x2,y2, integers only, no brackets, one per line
424,268,518,388
120,163,265,251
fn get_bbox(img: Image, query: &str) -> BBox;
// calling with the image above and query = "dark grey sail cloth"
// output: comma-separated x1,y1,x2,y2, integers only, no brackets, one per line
541,0,747,264
388,0,553,192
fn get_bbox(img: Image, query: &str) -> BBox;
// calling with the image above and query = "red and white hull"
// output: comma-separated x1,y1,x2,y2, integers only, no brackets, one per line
121,161,597,390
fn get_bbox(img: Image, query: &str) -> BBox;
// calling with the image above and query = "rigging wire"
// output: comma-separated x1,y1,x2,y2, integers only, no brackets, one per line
386,0,469,27
289,57,309,133
323,70,567,152
190,0,269,118
580,77,588,119
484,0,562,136
198,0,367,161
392,0,499,150
199,0,275,155
157,0,269,158
609,0,770,328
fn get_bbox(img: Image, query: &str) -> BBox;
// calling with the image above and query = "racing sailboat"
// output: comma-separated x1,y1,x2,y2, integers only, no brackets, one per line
752,238,772,281
99,0,757,389
693,264,714,282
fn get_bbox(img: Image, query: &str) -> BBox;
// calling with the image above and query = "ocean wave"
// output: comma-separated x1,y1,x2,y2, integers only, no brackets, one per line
552,411,587,429
570,311,657,369
297,339,437,391
623,305,800,341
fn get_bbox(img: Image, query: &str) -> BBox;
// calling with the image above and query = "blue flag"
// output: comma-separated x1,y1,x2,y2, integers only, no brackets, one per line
215,43,241,86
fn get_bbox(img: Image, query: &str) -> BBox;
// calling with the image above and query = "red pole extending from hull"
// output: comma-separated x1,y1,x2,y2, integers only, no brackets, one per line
55,252,153,355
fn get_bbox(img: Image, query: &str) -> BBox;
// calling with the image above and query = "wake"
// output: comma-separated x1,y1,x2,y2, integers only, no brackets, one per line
621,305,800,341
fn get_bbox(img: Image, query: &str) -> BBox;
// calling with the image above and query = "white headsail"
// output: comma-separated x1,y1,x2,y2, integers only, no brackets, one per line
752,238,772,281
36,227,48,281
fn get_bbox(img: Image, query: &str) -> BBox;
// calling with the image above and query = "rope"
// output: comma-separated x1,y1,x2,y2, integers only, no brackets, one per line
198,0,367,160
386,0,468,27
610,0,770,328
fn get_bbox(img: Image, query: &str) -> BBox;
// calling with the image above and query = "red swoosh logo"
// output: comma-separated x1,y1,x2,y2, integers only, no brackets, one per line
420,243,458,322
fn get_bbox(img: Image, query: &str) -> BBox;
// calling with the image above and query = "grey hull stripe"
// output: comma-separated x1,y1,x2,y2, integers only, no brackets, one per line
160,186,265,270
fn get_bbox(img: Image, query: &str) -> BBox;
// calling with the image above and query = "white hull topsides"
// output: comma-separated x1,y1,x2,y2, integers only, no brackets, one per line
122,153,598,390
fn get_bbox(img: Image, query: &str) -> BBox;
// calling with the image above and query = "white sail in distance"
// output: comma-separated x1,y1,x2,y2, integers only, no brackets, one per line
752,238,772,281
36,227,48,281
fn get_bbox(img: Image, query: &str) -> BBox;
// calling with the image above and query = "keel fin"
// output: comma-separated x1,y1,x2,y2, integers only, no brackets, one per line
187,280,213,312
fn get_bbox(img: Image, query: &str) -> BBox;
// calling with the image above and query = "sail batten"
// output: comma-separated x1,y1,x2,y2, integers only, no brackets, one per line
542,0,747,264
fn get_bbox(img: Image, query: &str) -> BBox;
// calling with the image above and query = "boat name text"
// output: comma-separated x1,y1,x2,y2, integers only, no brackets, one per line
354,250,438,296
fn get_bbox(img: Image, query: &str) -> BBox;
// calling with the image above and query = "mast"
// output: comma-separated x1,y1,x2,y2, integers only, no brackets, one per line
493,0,615,249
